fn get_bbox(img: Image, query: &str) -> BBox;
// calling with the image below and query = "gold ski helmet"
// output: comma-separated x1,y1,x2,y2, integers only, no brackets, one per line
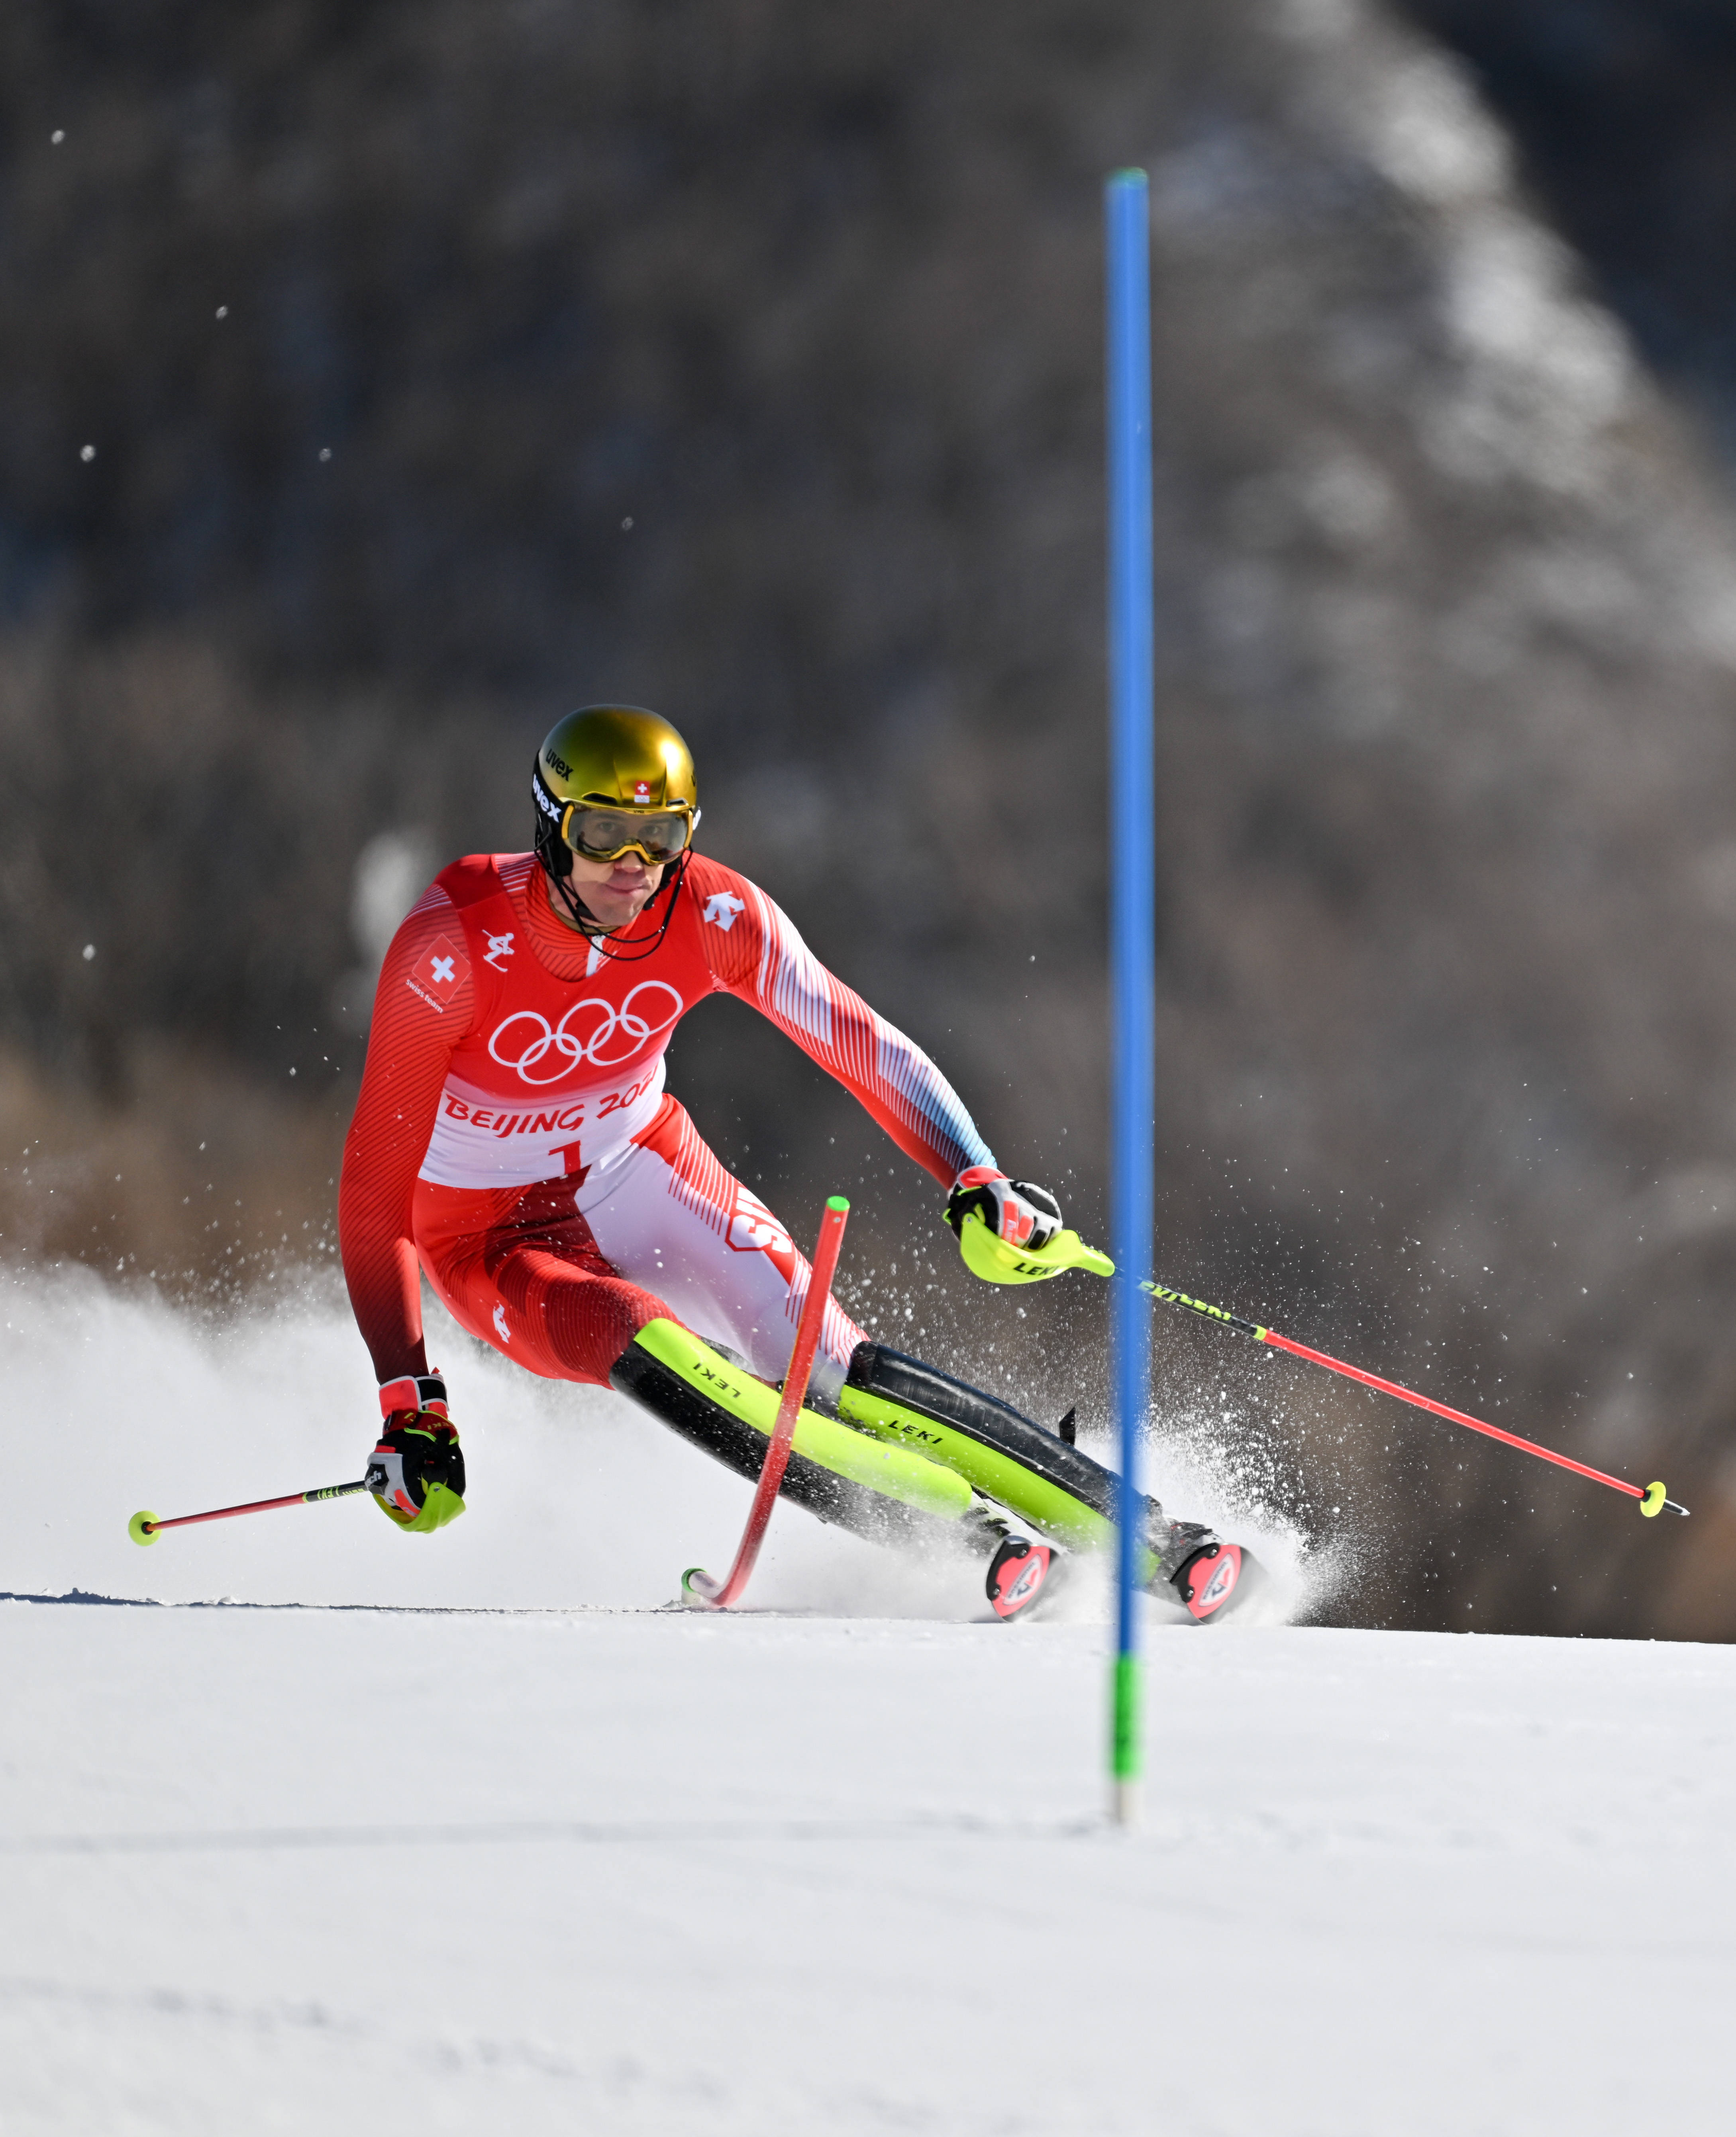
532,706,700,878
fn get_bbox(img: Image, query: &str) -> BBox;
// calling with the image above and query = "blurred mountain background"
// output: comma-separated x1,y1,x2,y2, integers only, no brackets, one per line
6,0,1736,1637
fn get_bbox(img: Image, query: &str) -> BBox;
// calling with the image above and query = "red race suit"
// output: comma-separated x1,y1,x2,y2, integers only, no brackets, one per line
339,851,998,1392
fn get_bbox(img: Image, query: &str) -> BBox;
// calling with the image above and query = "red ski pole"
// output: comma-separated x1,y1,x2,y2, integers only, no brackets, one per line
128,1478,371,1546
683,1195,850,1608
1142,1279,1689,1516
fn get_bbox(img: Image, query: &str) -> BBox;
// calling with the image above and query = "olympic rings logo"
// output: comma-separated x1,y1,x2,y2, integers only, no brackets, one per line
488,982,684,1084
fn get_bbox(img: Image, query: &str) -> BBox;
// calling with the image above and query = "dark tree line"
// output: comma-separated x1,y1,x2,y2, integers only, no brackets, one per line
6,0,1736,1637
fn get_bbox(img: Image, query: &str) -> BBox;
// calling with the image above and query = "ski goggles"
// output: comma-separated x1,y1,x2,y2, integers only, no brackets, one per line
558,801,697,867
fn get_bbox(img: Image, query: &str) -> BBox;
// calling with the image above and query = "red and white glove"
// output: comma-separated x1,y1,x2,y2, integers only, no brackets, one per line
366,1370,465,1534
376,1371,450,1421
944,1168,1063,1253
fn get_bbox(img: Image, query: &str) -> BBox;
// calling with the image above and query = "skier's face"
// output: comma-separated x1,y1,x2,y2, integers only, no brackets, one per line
553,849,666,933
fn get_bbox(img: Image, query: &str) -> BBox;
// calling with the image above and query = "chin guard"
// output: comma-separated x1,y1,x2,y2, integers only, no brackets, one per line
955,1210,1114,1286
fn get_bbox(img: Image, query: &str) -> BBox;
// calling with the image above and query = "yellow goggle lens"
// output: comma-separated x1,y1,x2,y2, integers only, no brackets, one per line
560,805,692,864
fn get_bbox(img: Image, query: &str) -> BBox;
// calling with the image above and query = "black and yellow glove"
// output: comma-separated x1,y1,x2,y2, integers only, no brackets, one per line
943,1169,1113,1286
944,1168,1064,1254
366,1372,466,1534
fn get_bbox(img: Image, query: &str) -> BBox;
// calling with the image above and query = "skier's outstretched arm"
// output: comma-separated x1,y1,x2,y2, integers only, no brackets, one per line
699,870,1064,1261
338,886,471,1532
698,875,985,1182
339,886,472,1379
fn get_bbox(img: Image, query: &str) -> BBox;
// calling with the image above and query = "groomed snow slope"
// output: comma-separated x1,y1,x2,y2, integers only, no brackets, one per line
4,1269,1734,2135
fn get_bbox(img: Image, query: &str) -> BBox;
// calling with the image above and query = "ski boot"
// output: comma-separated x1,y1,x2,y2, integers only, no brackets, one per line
960,1503,1060,1621
1158,1519,1259,1623
985,1534,1055,1620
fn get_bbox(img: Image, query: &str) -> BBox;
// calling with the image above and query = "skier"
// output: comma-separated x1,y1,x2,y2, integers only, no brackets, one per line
339,705,1251,1620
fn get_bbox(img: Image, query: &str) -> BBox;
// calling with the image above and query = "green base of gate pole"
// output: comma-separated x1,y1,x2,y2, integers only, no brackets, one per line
1110,1649,1141,1825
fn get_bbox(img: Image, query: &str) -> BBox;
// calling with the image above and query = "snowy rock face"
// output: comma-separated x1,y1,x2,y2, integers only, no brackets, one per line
4,1,1736,1633
1126,2,1736,1637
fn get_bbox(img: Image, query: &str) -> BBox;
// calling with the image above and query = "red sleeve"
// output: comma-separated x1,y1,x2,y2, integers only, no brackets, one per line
694,863,997,1190
338,885,473,1382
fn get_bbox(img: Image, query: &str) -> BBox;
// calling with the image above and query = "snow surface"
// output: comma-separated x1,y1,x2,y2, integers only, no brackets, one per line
4,1267,1735,2134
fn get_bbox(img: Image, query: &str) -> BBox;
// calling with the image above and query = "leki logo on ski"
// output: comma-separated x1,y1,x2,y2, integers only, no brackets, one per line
488,981,684,1083
690,1359,743,1400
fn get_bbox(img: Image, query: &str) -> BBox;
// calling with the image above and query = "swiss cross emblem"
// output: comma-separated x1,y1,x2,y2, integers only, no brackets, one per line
414,935,470,1006
632,780,652,802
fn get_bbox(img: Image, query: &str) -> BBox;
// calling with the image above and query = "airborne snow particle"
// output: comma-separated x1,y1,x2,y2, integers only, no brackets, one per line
318,447,332,462
621,516,634,530
81,943,94,960
215,305,228,319
79,445,95,462
51,130,65,144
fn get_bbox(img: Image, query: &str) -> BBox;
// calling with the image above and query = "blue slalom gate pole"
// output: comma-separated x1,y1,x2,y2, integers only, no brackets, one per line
1105,169,1154,1827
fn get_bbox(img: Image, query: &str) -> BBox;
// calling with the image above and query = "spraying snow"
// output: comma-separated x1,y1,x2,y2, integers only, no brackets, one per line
0,1262,1319,1622
5,1264,1734,2133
